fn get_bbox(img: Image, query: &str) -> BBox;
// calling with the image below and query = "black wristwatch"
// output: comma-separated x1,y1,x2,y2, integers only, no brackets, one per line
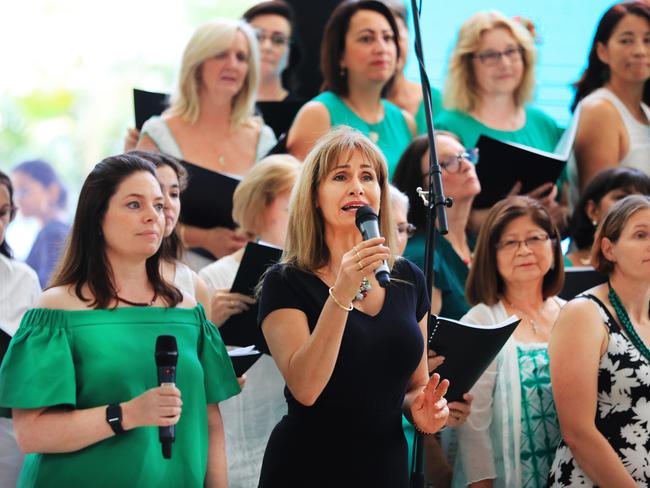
106,403,125,435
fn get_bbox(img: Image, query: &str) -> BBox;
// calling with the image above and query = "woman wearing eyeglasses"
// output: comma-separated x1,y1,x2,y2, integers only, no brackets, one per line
393,132,481,320
242,0,297,102
436,11,565,232
453,196,565,488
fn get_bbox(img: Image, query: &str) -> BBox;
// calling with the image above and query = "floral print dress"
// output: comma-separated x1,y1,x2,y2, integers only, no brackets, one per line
548,294,650,486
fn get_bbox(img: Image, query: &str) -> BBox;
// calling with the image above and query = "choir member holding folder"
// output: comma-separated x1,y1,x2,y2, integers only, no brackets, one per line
136,18,276,269
198,154,299,488
0,154,240,487
0,171,39,488
453,196,565,488
257,127,449,487
436,11,565,231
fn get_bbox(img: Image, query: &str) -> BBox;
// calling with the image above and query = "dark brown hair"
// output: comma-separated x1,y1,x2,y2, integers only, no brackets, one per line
466,196,564,305
50,154,182,309
572,1,650,111
320,0,400,97
128,150,188,262
0,170,16,258
591,194,650,274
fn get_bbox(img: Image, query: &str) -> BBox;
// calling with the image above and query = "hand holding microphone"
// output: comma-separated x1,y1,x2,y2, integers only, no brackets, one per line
355,206,391,288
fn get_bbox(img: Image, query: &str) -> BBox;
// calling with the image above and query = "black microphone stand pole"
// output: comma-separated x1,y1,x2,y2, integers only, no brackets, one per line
409,1,452,487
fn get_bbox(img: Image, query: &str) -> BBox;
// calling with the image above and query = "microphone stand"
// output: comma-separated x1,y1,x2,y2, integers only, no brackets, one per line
409,1,452,487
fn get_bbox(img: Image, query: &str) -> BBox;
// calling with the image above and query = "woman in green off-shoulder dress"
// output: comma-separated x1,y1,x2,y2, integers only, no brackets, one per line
0,154,240,488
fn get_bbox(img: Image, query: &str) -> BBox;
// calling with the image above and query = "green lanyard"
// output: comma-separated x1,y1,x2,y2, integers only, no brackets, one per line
608,283,650,362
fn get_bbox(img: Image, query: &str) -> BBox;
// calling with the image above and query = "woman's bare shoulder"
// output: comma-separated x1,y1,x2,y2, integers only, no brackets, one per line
35,286,92,310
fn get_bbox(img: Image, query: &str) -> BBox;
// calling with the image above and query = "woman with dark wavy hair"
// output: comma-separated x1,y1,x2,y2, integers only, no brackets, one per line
0,154,239,487
286,0,415,176
568,1,650,200
567,166,650,266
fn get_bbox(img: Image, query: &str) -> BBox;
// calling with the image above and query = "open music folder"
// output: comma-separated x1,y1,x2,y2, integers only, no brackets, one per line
228,345,263,377
473,135,569,209
219,242,283,354
428,314,520,402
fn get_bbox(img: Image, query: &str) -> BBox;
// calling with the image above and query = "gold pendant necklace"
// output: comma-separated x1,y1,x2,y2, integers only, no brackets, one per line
505,300,539,334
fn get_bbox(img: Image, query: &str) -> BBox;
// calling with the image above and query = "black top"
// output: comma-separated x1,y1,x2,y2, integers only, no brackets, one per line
257,258,429,487
179,161,241,260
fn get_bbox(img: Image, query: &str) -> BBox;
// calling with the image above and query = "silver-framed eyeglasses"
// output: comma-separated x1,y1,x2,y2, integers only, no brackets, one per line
495,234,551,253
254,29,289,47
396,223,417,238
473,46,524,67
439,148,479,173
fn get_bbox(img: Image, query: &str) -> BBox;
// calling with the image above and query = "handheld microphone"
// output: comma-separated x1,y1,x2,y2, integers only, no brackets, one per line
155,335,178,460
355,205,390,288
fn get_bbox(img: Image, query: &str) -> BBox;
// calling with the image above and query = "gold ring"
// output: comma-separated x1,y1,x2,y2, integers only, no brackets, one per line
358,261,363,271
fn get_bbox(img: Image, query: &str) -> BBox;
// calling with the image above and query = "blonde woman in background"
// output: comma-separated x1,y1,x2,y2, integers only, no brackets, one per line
436,11,564,231
137,18,276,269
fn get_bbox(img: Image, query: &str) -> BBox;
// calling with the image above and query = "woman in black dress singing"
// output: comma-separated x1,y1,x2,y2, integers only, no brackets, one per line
257,126,449,487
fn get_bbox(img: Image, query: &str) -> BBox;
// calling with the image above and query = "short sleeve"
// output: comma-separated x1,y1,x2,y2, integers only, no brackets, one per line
400,259,430,323
196,306,241,403
257,264,306,328
0,309,76,417
140,116,183,159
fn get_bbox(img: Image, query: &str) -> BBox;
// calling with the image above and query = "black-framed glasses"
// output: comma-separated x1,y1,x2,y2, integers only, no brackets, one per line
495,233,550,253
439,148,479,173
396,223,417,238
473,46,524,67
254,29,289,47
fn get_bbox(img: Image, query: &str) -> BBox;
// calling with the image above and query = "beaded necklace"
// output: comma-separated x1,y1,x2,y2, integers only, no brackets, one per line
608,283,650,362
353,276,371,302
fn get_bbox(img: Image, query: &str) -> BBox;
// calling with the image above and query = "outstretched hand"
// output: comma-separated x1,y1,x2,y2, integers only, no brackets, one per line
410,373,449,435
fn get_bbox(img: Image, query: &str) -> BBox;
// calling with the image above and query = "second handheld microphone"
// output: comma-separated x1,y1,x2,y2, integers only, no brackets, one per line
155,335,178,460
355,205,390,288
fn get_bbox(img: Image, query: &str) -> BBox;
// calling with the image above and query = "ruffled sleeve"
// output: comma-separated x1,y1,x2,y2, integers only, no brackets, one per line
0,308,77,417
195,305,241,404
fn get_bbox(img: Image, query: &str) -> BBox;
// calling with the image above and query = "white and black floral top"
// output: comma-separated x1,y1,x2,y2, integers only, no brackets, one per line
548,294,650,486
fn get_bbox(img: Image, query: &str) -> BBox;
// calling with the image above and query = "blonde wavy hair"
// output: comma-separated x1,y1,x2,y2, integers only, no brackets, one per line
232,154,301,239
283,126,397,272
443,11,537,112
166,18,260,127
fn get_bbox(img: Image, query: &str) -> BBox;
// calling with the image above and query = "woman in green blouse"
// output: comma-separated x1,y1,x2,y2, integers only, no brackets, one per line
0,154,240,487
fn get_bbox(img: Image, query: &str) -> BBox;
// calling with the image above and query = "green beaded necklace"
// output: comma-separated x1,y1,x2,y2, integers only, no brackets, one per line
608,283,650,362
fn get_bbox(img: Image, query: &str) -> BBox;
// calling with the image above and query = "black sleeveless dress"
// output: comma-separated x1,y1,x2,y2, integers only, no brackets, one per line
548,294,650,486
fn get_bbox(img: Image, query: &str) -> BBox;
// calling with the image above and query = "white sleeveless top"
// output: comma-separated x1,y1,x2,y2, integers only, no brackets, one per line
173,261,195,297
566,88,650,209
141,116,277,162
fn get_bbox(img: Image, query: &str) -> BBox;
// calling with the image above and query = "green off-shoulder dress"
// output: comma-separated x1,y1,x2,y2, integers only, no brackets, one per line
0,305,240,488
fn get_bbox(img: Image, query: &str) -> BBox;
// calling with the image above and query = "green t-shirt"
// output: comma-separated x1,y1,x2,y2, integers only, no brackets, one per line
313,91,413,178
434,106,563,151
404,230,475,321
0,305,240,487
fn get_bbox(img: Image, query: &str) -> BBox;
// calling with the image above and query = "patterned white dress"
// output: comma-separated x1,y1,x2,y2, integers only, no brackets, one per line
548,294,650,486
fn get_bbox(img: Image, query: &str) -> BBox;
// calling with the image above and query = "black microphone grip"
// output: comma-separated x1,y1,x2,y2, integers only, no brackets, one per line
155,335,178,460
